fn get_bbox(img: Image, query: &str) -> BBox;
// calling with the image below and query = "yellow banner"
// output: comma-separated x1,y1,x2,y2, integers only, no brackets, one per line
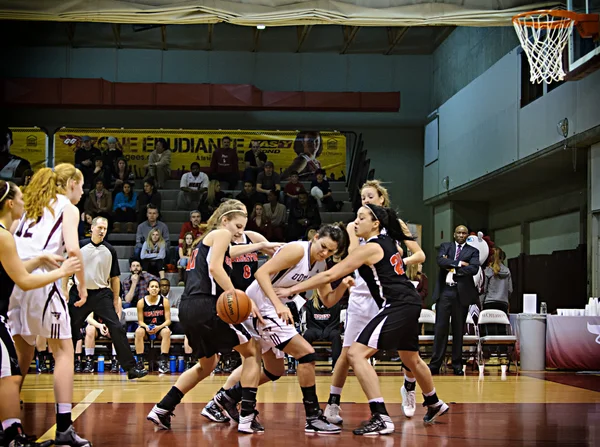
8,127,48,171
54,129,346,180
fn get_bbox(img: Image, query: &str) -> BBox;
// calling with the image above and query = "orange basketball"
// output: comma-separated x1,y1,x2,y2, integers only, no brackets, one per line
217,289,252,325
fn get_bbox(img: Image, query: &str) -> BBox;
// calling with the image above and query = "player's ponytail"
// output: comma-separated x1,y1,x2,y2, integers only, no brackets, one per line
364,204,414,243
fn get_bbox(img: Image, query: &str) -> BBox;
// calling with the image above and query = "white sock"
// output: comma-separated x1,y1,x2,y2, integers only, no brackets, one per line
1,418,21,430
85,348,94,356
112,345,117,356
56,403,72,414
330,386,343,395
368,397,384,403
404,375,416,383
424,388,436,397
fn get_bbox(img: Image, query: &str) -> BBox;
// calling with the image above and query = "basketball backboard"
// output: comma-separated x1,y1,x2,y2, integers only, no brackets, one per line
567,0,600,79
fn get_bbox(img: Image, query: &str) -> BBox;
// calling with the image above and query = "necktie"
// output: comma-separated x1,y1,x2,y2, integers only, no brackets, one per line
455,244,462,261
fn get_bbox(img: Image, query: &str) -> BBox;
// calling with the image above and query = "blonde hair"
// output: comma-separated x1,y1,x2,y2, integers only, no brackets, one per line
489,247,506,276
24,163,83,222
199,199,247,241
311,289,321,309
206,179,220,205
147,228,165,251
360,180,390,207
407,263,419,281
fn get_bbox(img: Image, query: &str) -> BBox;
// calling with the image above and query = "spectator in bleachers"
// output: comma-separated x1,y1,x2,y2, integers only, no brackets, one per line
407,263,428,308
178,210,203,247
236,181,260,213
310,169,341,212
0,127,32,186
286,191,321,241
178,232,194,286
243,140,267,183
135,279,172,374
75,136,101,187
92,156,112,189
112,182,137,233
303,292,342,372
281,130,322,180
210,135,239,189
177,162,209,211
245,203,273,240
103,136,124,177
79,212,93,239
256,161,281,202
284,170,306,207
123,260,159,307
263,189,286,241
84,178,113,219
140,228,167,279
134,205,170,260
199,180,226,218
112,157,134,195
137,179,162,223
145,138,172,189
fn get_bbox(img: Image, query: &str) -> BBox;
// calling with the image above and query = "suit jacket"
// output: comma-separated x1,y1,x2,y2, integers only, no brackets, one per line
432,242,480,306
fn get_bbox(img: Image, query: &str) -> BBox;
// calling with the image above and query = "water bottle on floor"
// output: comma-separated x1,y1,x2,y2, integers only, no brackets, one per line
178,356,185,372
169,356,176,373
98,356,105,373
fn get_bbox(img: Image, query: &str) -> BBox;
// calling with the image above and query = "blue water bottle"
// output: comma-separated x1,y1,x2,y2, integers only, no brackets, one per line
178,356,185,372
97,356,105,373
148,325,156,340
169,356,176,373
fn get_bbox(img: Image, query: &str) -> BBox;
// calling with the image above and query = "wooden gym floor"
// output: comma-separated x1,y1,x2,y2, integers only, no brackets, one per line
19,367,599,446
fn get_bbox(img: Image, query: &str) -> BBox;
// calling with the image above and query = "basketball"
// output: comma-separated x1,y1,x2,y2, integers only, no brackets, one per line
216,289,252,325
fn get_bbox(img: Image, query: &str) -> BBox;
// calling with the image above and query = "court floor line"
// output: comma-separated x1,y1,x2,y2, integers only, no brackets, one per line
36,389,104,442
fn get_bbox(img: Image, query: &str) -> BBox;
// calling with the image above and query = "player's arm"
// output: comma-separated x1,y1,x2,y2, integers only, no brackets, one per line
399,219,426,265
242,231,283,256
0,232,81,291
86,312,103,329
156,299,171,331
207,230,237,292
346,222,359,254
316,277,355,309
136,298,148,330
63,203,87,306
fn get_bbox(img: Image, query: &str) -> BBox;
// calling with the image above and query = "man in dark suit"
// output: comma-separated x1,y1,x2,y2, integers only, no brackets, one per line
430,225,480,375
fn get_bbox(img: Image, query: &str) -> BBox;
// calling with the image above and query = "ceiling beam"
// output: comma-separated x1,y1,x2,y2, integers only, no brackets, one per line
384,27,409,55
296,25,312,53
161,25,167,51
341,26,361,54
252,28,262,53
207,24,214,50
65,23,76,48
112,24,122,49
432,26,456,51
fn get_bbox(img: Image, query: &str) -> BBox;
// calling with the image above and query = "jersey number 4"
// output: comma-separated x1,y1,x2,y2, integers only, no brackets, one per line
390,253,405,276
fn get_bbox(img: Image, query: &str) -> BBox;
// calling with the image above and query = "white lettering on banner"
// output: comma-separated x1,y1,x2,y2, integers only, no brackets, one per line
586,322,600,344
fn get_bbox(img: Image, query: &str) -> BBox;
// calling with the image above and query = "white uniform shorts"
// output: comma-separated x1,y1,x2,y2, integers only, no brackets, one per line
242,308,299,352
8,281,71,346
343,294,380,348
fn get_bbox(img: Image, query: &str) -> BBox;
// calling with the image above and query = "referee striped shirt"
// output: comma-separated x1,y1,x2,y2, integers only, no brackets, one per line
77,238,121,290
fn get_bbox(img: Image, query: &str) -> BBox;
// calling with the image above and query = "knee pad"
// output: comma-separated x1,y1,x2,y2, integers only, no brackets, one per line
263,368,281,382
297,352,317,364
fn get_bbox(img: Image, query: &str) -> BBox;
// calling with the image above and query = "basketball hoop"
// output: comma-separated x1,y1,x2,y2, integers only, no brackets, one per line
513,10,599,84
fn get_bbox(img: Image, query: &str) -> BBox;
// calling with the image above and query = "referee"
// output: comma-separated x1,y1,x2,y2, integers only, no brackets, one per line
68,216,148,380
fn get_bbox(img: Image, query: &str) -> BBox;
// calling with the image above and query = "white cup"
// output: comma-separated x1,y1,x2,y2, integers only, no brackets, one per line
501,364,507,374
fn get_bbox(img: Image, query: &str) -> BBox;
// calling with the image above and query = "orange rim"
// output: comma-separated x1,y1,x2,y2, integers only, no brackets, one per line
513,10,577,29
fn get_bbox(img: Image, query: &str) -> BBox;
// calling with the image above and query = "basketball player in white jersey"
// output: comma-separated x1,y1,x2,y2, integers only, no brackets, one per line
8,164,91,446
323,179,420,424
0,180,81,447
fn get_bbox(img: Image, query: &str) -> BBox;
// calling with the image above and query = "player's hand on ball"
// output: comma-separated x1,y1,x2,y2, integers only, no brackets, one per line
250,301,265,325
342,276,355,288
276,304,294,325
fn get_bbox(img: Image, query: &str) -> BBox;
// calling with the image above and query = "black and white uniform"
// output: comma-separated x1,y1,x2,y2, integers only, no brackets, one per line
356,234,422,352
142,296,166,327
179,241,252,359
242,241,326,350
8,194,71,345
0,225,20,378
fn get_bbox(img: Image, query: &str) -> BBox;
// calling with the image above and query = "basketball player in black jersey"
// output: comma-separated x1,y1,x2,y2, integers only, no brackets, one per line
148,200,280,434
276,204,449,435
0,180,81,447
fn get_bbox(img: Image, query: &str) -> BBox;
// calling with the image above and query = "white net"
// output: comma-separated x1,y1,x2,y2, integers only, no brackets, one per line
513,12,575,84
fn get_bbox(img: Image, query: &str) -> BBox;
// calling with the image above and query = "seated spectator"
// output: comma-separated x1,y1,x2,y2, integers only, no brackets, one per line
407,263,428,308
210,136,239,189
137,179,162,223
134,279,171,374
178,210,204,248
177,162,209,211
236,181,260,213
310,169,341,212
481,248,512,335
134,205,170,260
178,232,194,286
0,127,32,186
75,136,101,187
83,312,124,373
123,260,159,308
263,189,286,241
256,161,281,202
145,137,172,189
92,156,112,189
112,157,134,195
103,136,124,177
84,178,113,219
140,228,167,279
199,180,226,219
112,182,137,233
287,191,321,241
243,140,267,183
78,212,93,239
245,203,273,240
284,170,306,207
303,292,342,372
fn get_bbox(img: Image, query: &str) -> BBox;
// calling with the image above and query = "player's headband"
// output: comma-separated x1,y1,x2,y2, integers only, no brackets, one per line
0,183,10,202
220,209,247,219
365,205,378,221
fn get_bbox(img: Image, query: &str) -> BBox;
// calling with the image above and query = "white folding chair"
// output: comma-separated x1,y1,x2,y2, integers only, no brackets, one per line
124,307,138,341
477,309,518,373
